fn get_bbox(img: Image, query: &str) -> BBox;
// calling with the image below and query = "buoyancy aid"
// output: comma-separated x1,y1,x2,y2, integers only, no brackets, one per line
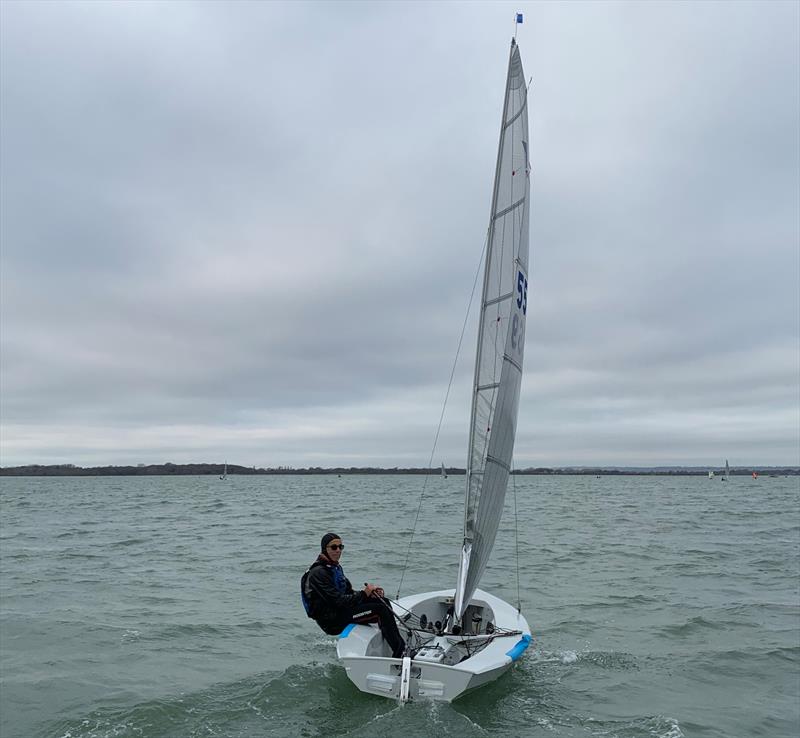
300,560,325,617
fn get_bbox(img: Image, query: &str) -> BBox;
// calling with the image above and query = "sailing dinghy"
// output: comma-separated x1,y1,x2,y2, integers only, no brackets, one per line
337,38,532,702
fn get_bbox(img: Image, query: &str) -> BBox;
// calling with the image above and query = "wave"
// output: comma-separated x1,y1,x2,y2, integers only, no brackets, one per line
658,615,725,636
566,594,659,609
55,530,92,539
142,620,273,641
45,664,502,738
110,538,150,548
581,715,684,737
535,648,640,670
59,552,106,560
690,645,799,668
150,622,228,638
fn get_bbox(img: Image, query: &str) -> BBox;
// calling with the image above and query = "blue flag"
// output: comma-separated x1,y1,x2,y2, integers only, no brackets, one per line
516,13,523,24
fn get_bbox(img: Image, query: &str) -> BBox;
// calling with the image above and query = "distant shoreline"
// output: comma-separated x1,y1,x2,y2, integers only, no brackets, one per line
1,463,797,477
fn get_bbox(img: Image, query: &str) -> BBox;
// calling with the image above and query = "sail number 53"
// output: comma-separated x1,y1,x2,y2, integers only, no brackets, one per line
512,270,527,352
516,271,528,315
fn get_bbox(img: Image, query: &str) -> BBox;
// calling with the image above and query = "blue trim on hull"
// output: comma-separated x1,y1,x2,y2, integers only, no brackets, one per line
506,634,531,661
339,623,356,638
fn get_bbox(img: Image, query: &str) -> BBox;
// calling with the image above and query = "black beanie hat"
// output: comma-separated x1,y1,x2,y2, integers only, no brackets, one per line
321,532,341,552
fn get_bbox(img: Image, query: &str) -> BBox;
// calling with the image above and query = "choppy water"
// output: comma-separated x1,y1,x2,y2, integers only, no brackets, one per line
1,474,798,738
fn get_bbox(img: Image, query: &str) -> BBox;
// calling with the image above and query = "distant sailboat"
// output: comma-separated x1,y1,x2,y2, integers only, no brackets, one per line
220,461,227,480
708,470,715,479
722,459,730,482
441,463,448,480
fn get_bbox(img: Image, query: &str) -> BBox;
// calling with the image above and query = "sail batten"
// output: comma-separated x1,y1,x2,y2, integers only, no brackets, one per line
485,291,514,308
504,98,528,129
505,354,523,373
493,196,527,221
485,455,512,472
454,39,530,620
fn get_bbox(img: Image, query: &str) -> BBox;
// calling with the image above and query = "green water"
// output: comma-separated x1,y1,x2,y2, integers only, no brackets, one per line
1,474,798,737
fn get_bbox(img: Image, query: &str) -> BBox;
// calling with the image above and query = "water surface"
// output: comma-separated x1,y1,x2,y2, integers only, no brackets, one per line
1,474,798,737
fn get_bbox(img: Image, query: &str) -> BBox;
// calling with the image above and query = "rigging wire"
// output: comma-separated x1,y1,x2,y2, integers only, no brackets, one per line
510,72,532,616
394,231,490,600
512,465,521,612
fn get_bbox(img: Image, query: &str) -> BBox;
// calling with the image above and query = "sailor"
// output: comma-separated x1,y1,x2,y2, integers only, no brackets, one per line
302,533,405,658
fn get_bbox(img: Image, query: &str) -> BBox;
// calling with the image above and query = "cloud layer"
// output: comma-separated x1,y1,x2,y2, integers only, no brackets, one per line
2,1,798,467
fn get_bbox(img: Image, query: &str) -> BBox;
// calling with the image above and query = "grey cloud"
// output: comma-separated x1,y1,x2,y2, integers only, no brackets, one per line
1,1,798,467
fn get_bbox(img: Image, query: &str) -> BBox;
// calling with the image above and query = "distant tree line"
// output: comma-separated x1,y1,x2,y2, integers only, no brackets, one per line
0,464,797,477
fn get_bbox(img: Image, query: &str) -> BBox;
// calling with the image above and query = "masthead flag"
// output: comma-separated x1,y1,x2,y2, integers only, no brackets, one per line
516,13,523,24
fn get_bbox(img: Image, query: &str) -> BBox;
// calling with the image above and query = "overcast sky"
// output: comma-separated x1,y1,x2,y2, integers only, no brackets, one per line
1,1,798,468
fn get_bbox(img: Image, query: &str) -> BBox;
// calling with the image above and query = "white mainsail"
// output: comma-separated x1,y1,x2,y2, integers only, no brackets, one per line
454,39,530,621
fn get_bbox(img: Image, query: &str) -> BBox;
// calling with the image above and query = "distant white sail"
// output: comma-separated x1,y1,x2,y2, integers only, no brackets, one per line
454,40,530,621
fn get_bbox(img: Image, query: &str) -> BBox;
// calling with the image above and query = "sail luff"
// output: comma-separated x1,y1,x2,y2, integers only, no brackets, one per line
455,40,517,619
454,38,530,620
461,38,516,543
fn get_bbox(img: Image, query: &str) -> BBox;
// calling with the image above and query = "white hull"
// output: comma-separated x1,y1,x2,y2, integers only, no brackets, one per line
336,588,531,702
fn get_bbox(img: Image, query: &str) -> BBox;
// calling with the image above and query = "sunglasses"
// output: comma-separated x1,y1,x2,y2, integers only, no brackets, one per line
327,543,345,551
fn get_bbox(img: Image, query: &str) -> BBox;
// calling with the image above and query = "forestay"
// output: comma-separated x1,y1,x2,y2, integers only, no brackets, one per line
454,40,530,620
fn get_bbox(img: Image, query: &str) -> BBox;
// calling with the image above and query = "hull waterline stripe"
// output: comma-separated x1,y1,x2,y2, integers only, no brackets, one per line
339,624,356,638
506,634,531,661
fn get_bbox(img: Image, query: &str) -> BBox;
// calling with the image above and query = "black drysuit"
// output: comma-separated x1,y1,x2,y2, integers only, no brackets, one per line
304,555,405,657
